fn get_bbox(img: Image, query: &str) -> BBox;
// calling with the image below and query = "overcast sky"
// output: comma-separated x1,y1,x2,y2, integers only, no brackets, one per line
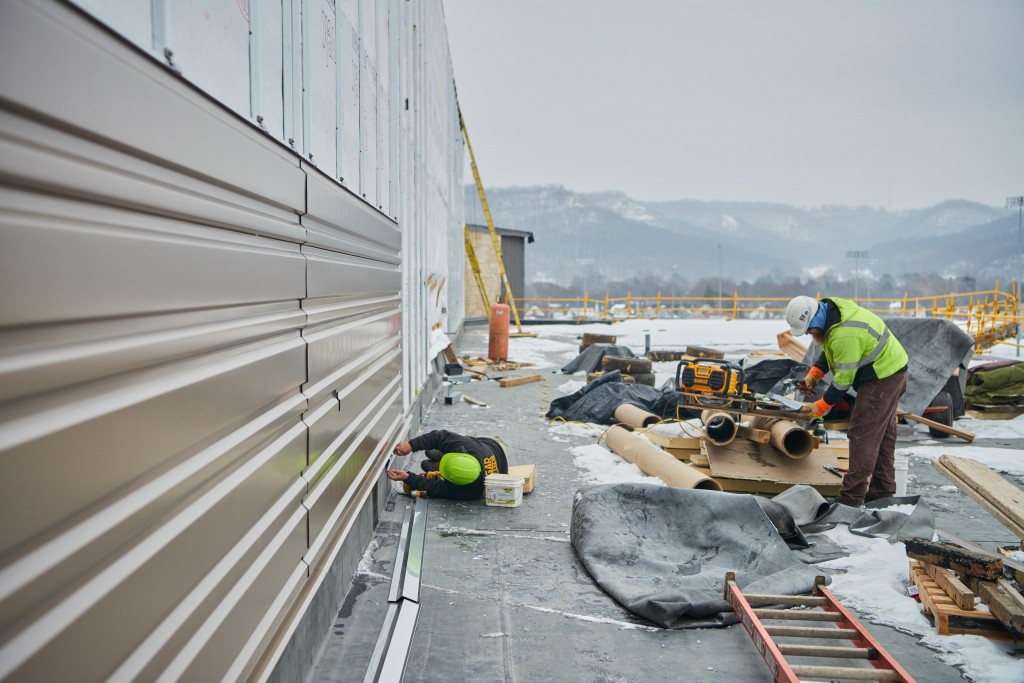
443,0,1024,210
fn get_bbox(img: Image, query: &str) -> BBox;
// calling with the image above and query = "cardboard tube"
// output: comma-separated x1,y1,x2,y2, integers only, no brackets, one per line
614,403,661,429
700,409,738,446
605,426,723,491
750,416,814,460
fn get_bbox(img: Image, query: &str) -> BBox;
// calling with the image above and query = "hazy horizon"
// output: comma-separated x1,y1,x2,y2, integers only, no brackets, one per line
445,1,1024,211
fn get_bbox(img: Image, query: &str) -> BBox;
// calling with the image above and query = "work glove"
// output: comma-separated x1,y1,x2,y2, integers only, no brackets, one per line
799,398,831,418
799,368,824,395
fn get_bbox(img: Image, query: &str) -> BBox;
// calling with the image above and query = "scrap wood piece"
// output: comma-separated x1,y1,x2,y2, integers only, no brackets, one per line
971,578,1024,638
463,395,488,407
646,350,687,362
909,561,1011,640
919,561,975,610
932,454,1024,540
776,330,808,363
499,373,542,388
736,424,770,444
904,538,1003,581
898,410,975,442
645,431,702,451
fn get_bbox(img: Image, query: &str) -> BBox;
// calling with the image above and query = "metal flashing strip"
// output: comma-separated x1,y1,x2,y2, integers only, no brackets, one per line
386,505,414,602
364,495,427,683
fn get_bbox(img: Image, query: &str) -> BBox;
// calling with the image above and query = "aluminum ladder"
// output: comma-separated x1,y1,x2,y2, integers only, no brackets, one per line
724,572,916,682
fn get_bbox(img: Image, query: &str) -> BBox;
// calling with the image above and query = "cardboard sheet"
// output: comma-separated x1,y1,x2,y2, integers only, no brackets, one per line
704,439,841,486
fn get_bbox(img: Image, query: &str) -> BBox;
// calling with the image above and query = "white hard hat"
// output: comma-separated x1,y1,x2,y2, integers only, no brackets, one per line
786,296,818,336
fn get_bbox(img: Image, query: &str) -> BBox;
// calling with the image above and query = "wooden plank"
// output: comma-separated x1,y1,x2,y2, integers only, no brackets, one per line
973,579,1024,637
462,395,488,407
498,373,542,388
920,561,975,610
904,538,1003,580
736,425,770,444
898,410,975,442
909,562,1012,639
933,455,1024,540
645,432,702,450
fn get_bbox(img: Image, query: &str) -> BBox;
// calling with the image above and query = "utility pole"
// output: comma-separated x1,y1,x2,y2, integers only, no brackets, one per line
1007,196,1024,357
846,250,868,303
717,243,723,316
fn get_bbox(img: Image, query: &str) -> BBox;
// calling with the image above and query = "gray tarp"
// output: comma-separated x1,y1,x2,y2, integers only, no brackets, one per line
802,317,974,416
560,343,637,374
570,484,825,628
571,484,935,628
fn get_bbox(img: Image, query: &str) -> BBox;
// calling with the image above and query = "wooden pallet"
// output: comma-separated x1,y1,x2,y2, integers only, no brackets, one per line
909,561,1012,640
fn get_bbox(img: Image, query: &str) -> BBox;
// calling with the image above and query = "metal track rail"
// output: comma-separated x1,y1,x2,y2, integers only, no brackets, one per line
363,496,429,683
725,572,916,683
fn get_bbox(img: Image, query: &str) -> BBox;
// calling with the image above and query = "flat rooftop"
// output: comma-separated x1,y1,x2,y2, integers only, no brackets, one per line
313,319,1024,682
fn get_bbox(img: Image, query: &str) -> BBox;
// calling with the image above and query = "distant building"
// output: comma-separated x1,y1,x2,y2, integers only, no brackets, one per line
464,223,535,320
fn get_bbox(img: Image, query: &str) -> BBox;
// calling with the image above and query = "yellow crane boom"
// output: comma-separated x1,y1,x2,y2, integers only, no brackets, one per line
459,107,524,333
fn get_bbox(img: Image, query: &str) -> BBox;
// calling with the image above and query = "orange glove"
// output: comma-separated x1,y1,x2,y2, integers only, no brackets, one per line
800,367,825,395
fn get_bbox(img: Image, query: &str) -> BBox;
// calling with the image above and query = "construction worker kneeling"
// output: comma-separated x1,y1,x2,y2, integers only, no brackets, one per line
387,429,509,500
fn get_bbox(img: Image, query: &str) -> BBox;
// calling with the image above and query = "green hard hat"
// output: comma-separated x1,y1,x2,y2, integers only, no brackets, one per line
438,452,482,485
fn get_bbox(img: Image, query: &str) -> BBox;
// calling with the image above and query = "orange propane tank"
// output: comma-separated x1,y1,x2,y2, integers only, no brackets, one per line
488,303,510,360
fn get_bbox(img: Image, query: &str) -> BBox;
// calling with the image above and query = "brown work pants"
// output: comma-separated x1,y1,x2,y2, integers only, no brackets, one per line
840,369,908,505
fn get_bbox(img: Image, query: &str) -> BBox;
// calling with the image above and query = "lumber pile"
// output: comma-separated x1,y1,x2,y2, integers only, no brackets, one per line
906,539,1024,640
931,454,1024,541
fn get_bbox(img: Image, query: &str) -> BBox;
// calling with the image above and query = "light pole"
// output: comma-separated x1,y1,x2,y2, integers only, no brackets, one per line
846,250,868,303
1007,196,1023,356
717,243,723,316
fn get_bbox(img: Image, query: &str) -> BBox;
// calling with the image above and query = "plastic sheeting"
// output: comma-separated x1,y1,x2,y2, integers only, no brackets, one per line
570,484,825,628
801,317,974,416
546,371,695,423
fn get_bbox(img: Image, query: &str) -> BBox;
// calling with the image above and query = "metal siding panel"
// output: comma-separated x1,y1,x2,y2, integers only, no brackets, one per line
0,0,466,680
304,246,402,301
1,426,307,683
0,335,305,560
303,166,400,259
0,0,306,213
0,188,305,327
303,309,402,400
0,111,305,244
304,387,401,569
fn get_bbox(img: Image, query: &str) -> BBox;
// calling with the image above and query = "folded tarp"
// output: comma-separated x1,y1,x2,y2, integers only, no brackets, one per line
546,371,695,423
965,360,1024,405
570,484,825,628
802,317,974,417
561,343,637,374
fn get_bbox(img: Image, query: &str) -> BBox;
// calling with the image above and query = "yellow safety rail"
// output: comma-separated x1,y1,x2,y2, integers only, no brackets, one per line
519,283,1020,351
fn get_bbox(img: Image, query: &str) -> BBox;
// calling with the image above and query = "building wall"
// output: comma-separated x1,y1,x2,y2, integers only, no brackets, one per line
0,0,462,681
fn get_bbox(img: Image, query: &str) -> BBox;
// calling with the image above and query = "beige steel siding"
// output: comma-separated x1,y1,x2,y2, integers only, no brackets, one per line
0,1,424,681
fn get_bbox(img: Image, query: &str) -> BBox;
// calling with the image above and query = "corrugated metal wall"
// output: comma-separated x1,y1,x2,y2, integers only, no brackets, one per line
0,0,463,681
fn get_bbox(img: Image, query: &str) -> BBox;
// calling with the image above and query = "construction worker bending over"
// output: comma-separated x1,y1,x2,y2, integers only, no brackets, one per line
387,429,509,500
786,296,909,508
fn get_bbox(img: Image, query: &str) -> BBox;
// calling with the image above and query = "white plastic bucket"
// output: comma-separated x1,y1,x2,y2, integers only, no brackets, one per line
484,474,525,508
894,455,909,497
